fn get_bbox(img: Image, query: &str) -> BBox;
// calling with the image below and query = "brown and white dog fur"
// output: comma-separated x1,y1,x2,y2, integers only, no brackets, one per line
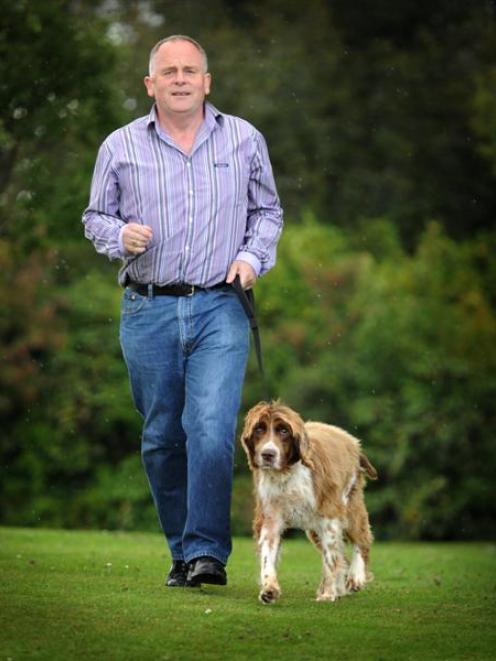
241,401,378,604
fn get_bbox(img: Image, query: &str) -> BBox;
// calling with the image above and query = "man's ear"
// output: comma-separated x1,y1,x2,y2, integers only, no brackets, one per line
144,75,155,98
204,72,212,96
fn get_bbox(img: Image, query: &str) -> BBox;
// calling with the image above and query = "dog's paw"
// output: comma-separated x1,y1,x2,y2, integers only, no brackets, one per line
346,574,366,592
347,549,367,591
316,590,338,602
259,585,281,604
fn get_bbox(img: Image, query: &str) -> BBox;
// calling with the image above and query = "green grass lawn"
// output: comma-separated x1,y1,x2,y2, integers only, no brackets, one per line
1,527,495,660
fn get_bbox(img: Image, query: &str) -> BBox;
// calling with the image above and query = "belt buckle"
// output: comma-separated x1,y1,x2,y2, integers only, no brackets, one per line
186,285,195,296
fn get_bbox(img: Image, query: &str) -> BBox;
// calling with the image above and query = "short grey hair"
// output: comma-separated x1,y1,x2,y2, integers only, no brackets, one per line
148,35,208,75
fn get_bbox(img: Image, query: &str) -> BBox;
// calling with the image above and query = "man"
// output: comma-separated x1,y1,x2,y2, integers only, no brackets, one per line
82,35,283,588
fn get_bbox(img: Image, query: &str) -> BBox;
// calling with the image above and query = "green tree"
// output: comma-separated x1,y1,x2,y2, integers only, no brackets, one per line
0,1,133,525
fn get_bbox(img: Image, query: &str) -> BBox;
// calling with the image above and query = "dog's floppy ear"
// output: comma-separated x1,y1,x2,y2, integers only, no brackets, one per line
240,431,256,471
287,432,302,465
291,427,314,470
240,402,270,470
280,406,314,470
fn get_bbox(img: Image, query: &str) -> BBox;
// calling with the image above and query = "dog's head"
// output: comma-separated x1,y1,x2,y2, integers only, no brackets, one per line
241,401,313,472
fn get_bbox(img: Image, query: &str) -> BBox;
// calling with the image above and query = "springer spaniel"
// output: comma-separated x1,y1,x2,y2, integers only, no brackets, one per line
241,401,378,604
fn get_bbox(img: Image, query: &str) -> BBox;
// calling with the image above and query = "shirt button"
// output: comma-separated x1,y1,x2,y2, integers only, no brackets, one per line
186,161,191,167
189,190,193,196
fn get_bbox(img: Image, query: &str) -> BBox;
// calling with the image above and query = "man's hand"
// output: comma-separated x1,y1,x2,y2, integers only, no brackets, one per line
226,260,257,289
122,223,153,254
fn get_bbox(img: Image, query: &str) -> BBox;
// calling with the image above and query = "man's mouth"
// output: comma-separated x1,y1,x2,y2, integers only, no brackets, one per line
171,92,191,97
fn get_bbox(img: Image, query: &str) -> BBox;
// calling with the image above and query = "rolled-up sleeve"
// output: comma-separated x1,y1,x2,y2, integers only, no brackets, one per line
236,131,283,276
82,141,126,261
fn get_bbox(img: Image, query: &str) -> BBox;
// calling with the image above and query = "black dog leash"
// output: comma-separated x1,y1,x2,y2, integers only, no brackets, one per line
231,276,271,401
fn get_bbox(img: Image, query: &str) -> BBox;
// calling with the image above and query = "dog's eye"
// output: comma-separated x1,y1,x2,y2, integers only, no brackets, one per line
254,424,266,435
276,426,290,437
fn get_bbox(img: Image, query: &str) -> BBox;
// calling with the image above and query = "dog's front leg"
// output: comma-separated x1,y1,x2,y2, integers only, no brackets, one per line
316,518,347,602
258,516,283,604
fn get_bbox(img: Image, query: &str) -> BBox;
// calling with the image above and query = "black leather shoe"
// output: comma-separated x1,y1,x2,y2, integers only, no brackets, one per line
186,556,227,586
165,560,188,587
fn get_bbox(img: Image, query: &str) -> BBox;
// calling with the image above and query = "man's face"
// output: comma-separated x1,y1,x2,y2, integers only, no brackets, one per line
144,40,211,120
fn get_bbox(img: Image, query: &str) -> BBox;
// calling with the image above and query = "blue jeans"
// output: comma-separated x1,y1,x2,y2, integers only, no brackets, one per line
119,286,249,565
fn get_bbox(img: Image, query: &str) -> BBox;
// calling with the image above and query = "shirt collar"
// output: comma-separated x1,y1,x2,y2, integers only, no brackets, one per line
146,101,224,130
146,104,159,127
204,101,224,128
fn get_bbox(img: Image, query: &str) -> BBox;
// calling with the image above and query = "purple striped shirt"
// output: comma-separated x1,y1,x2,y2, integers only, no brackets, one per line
82,102,283,287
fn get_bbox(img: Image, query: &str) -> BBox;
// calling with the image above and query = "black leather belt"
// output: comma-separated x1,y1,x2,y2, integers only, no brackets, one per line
127,281,227,297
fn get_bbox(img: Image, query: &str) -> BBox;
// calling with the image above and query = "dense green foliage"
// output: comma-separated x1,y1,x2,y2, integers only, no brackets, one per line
1,1,495,539
252,219,496,540
1,528,495,659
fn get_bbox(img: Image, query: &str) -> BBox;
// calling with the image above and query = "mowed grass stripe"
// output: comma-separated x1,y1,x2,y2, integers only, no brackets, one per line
1,528,495,660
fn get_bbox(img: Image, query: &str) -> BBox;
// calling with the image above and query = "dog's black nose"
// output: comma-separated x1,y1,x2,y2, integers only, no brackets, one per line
261,450,276,463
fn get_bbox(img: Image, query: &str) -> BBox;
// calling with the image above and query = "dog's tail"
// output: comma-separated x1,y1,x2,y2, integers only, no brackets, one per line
359,453,378,480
